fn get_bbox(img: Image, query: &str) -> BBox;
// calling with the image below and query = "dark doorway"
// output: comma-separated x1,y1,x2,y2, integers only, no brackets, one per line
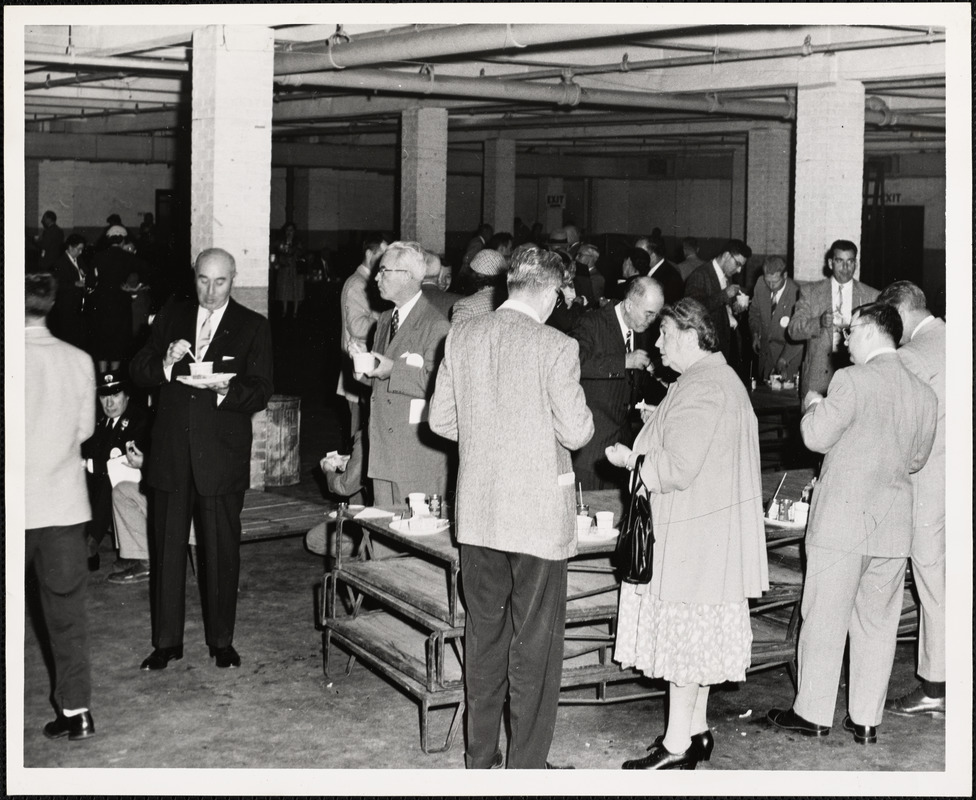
859,205,925,290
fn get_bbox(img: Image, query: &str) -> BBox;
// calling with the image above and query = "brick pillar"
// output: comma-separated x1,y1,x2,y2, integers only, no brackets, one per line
191,25,274,490
400,107,447,253
483,137,516,235
191,25,274,316
730,145,746,240
793,81,865,282
747,126,792,261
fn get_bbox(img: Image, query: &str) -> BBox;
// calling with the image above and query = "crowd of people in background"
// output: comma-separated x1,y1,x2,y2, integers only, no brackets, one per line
24,208,945,769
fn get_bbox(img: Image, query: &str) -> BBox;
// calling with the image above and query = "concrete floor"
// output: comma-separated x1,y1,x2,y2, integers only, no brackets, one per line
14,312,963,795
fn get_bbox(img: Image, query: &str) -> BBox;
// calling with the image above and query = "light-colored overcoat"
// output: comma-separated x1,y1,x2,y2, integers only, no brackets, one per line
368,294,452,493
787,277,879,396
26,325,96,528
429,306,594,561
748,275,803,381
633,351,769,605
801,352,937,557
896,318,946,561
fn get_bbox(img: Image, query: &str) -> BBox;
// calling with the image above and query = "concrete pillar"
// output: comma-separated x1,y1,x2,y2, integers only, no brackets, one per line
730,145,746,240
400,107,447,253
191,24,274,316
793,81,865,282
483,137,516,235
540,177,565,236
746,126,792,261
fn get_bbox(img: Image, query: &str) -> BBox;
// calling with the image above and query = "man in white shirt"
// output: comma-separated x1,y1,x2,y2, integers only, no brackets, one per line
787,239,879,397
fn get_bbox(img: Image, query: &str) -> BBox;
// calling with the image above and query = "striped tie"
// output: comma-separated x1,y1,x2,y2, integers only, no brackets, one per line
198,310,214,357
625,330,633,353
390,308,399,342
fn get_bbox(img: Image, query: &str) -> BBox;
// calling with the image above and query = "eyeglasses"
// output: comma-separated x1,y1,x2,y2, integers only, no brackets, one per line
376,267,410,276
832,258,857,268
731,256,747,269
841,322,869,340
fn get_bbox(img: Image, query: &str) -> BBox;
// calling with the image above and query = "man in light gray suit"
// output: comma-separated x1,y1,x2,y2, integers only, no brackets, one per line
430,246,594,769
879,282,947,717
768,303,937,745
787,239,879,397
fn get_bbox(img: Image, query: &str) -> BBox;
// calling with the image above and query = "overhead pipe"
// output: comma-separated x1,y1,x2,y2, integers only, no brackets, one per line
24,52,189,73
496,30,946,81
278,67,946,129
273,23,687,75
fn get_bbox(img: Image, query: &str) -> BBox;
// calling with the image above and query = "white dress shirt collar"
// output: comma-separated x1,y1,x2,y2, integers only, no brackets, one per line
614,302,631,344
911,314,936,340
498,298,541,323
711,259,728,289
864,346,897,363
395,290,423,324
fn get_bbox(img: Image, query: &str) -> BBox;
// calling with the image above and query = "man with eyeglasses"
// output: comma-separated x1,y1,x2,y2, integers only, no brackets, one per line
787,239,879,397
569,276,665,490
768,302,936,745
684,239,752,378
357,241,452,508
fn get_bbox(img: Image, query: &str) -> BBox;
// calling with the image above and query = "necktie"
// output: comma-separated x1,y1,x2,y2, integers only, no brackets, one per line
390,308,399,342
625,330,633,353
198,310,214,357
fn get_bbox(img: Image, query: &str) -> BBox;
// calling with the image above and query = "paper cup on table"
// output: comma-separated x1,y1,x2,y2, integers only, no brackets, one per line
189,362,213,378
407,492,429,516
352,352,376,373
576,515,593,535
793,501,809,527
595,511,614,530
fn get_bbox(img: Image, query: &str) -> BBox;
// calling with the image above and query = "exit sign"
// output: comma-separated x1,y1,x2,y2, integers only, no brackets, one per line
546,193,566,208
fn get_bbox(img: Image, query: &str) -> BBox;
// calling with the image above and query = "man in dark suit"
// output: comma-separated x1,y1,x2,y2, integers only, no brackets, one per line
637,237,684,305
81,372,150,572
684,239,752,376
49,234,90,350
130,248,273,671
570,276,665,490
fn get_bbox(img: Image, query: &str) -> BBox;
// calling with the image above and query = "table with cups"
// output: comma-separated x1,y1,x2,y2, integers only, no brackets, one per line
319,479,816,753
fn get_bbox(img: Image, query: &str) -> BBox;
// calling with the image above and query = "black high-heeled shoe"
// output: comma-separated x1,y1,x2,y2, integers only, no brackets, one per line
622,742,700,770
648,730,714,761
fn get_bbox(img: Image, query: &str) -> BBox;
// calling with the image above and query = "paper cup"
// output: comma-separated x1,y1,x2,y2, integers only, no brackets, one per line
576,515,593,535
189,362,213,378
595,511,614,530
793,501,809,526
352,352,376,373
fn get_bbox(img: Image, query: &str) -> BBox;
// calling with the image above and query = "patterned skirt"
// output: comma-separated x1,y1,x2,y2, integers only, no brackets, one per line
613,582,753,686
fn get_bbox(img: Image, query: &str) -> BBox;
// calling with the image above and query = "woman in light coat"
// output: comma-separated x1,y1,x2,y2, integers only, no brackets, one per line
606,297,768,769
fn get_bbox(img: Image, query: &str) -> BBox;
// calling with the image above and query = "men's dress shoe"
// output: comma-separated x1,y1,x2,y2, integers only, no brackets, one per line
43,711,95,741
107,560,150,584
623,742,698,770
140,646,183,671
212,645,241,669
766,707,830,737
843,715,878,745
885,686,946,717
87,552,100,572
545,762,575,769
648,729,714,761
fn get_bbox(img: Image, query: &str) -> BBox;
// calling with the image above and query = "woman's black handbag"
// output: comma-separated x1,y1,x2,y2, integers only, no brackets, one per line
614,454,654,584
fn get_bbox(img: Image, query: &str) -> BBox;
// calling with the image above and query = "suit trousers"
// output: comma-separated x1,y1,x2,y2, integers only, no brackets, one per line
151,480,244,650
912,548,946,681
794,544,907,727
112,480,149,560
459,544,567,769
26,523,92,711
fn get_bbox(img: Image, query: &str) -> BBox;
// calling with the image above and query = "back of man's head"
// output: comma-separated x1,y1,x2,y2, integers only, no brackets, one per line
488,232,513,254
854,302,903,347
42,210,57,225
878,280,928,314
362,232,388,263
423,250,443,281
26,272,57,318
507,246,564,296
629,247,651,276
682,236,699,257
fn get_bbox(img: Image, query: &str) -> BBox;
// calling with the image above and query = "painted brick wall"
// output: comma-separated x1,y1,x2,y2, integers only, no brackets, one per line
793,81,865,282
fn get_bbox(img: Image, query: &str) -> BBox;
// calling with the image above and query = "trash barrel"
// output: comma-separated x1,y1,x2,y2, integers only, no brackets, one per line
264,395,301,487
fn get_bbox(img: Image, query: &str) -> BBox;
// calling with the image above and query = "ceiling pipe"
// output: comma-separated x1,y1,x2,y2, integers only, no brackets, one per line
24,52,189,73
496,30,946,81
273,23,687,75
277,67,946,129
